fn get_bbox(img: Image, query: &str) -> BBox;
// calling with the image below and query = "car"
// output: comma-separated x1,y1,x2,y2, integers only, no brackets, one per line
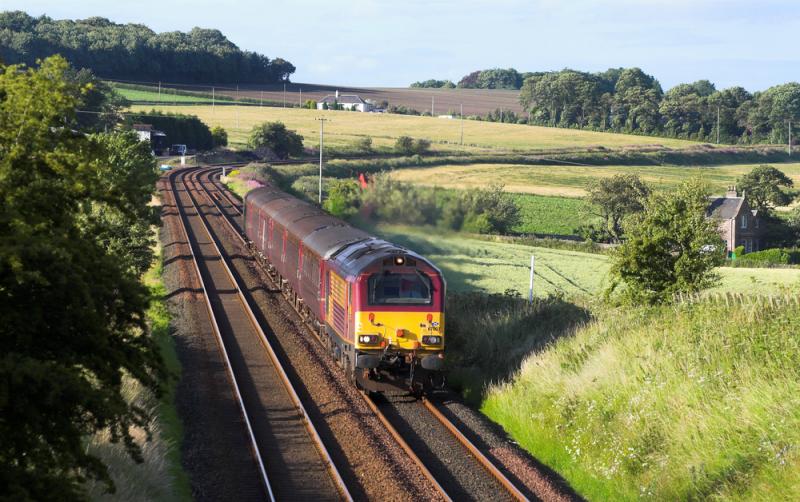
169,144,187,156
159,164,172,171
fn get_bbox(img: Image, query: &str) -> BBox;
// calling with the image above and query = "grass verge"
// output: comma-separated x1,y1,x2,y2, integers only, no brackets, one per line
85,245,191,501
482,298,800,500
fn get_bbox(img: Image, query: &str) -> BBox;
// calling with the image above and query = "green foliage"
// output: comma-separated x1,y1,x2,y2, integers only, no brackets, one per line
736,164,794,213
610,179,724,304
457,68,522,89
585,174,650,242
410,79,456,88
0,11,295,83
126,110,213,150
394,136,430,155
323,179,361,217
247,121,304,159
69,68,129,132
210,126,228,147
0,56,165,500
304,99,317,109
354,136,372,152
731,247,800,267
484,299,800,500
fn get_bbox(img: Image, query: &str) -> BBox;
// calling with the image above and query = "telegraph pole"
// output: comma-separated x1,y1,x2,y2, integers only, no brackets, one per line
260,91,263,107
460,103,464,146
299,88,302,108
431,96,435,116
158,81,161,102
316,117,329,204
790,120,793,156
212,86,215,114
283,83,286,108
716,106,720,144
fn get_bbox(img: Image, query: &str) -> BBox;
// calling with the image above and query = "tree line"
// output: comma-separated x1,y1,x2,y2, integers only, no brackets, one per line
411,66,800,144
1,55,166,499
0,10,295,84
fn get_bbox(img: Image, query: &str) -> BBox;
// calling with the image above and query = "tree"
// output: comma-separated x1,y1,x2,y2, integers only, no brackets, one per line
585,174,650,242
395,135,415,154
609,179,724,304
736,165,794,213
323,179,360,217
247,121,304,159
211,125,228,147
0,56,164,499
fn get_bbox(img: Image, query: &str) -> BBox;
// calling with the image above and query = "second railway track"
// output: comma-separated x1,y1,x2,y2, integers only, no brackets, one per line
169,167,350,501
194,165,535,502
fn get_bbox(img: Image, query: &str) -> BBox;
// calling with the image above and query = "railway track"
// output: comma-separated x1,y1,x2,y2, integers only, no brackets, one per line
195,166,533,502
168,167,351,501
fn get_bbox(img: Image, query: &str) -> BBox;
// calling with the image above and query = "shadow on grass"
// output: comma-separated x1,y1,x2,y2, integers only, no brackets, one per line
445,291,591,406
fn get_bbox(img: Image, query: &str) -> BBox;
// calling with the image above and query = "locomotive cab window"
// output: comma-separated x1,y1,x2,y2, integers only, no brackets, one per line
368,271,432,305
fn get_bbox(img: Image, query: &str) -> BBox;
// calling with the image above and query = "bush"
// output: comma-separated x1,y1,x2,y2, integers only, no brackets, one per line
247,121,304,159
354,136,372,153
210,126,228,147
413,138,431,154
395,136,415,154
732,247,800,267
304,99,317,109
323,179,361,217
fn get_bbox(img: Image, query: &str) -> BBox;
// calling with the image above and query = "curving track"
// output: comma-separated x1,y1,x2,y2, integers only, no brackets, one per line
167,167,350,501
194,165,535,502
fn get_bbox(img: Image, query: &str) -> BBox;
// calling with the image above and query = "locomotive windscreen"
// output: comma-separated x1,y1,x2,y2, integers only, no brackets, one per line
368,271,432,305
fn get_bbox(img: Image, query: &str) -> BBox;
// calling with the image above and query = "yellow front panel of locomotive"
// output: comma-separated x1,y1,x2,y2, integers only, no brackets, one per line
354,311,444,351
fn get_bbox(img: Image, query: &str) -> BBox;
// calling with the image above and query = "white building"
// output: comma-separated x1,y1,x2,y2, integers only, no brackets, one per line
316,90,373,112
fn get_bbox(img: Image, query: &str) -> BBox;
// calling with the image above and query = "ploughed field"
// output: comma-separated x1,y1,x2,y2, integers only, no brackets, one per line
130,104,696,153
115,80,525,116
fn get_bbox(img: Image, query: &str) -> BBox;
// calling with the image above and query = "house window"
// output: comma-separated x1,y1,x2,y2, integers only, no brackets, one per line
741,213,748,229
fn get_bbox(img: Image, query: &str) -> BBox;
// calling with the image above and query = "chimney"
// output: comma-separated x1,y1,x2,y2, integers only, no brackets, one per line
726,185,738,198
335,89,339,99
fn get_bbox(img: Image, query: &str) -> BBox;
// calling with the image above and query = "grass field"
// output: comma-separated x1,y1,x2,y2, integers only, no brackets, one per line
371,224,800,297
131,104,697,153
113,84,227,104
510,194,590,235
389,162,800,197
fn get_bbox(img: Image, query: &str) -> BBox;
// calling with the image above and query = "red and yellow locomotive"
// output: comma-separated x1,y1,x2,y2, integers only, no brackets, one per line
244,185,445,391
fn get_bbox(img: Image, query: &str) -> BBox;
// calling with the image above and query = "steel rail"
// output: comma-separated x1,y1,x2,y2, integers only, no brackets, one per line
183,168,353,502
422,398,529,502
167,169,275,502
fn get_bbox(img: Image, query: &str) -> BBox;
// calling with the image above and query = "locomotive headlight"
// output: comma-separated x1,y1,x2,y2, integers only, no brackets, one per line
394,256,405,266
422,335,442,345
358,335,380,345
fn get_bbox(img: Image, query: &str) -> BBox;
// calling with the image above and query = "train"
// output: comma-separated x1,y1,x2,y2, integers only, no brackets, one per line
243,185,446,392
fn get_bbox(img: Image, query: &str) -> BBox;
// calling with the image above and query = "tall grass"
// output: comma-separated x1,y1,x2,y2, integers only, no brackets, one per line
85,248,190,501
482,298,800,500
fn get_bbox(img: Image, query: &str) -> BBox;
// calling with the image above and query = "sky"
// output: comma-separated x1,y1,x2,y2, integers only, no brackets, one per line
5,0,799,91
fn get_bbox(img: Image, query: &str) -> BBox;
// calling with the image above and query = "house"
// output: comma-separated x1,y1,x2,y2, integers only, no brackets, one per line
316,90,373,112
707,186,763,254
132,123,167,155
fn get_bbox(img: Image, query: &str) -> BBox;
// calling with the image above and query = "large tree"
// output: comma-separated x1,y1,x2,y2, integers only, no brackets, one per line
585,174,651,242
736,164,795,213
0,56,164,500
609,179,724,304
248,121,304,159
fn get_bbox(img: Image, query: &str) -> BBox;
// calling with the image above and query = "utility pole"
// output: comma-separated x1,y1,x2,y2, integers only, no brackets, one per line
790,120,793,156
460,103,464,146
283,83,286,108
299,88,302,108
212,86,215,114
716,106,720,144
316,117,328,204
528,255,535,304
260,91,263,107
158,81,161,102
235,86,240,130
431,96,435,116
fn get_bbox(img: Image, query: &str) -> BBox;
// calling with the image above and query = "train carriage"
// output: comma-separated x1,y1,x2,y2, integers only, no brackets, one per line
244,186,445,392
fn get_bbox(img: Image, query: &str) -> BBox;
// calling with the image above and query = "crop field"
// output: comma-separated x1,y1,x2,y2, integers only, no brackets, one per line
510,194,591,235
372,224,800,297
389,161,800,197
113,84,226,104
117,80,525,116
130,104,696,153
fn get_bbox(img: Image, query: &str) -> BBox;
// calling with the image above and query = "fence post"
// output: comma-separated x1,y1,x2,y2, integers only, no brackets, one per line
528,255,535,305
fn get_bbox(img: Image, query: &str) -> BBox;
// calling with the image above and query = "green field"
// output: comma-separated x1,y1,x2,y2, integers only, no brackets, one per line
510,194,590,235
113,84,227,104
372,224,800,297
131,104,697,153
389,162,800,197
